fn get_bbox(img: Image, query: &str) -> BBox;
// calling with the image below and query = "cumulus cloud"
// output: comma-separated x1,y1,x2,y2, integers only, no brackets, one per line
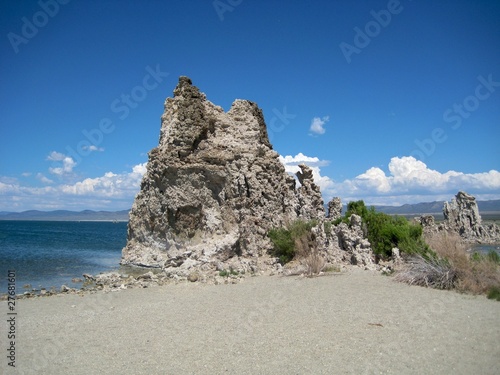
46,151,66,161
354,157,500,194
309,116,329,135
0,163,147,211
280,153,330,168
279,153,334,193
60,163,147,198
280,154,500,206
356,167,391,193
47,151,76,176
36,173,54,184
333,156,500,205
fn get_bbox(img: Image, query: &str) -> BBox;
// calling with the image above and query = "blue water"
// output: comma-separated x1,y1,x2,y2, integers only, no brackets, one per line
0,221,127,292
470,243,500,256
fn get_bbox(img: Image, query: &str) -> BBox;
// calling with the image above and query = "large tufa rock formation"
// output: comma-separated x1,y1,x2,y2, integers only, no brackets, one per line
442,191,500,243
443,191,482,238
122,77,324,272
419,191,500,243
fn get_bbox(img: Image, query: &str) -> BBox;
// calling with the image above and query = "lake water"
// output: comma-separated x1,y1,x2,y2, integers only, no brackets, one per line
469,243,500,255
0,221,127,291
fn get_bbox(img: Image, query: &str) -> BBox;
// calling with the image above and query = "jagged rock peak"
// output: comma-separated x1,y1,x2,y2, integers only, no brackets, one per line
443,191,482,234
419,191,500,244
173,76,203,98
122,76,325,271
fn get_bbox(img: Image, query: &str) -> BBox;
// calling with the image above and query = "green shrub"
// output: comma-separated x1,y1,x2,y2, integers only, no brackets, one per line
471,252,483,262
487,286,500,301
346,200,368,219
219,268,238,277
471,250,500,264
487,250,500,264
334,200,369,225
332,217,343,225
268,220,317,264
363,207,429,258
268,227,295,264
324,221,333,234
336,201,430,259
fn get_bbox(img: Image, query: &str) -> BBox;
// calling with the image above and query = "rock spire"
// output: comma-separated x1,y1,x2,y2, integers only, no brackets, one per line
121,77,325,272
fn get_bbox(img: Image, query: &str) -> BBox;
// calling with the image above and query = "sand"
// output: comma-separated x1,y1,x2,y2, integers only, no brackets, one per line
2,269,499,374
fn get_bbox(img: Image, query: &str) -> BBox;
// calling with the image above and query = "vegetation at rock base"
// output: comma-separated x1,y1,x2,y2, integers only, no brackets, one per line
268,220,318,265
219,268,239,277
334,201,500,298
337,200,432,259
394,254,457,289
396,232,500,298
487,286,500,301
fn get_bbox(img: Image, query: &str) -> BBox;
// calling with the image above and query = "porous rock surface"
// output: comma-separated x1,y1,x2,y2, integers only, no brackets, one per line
443,191,482,237
419,191,500,243
122,77,325,274
335,214,376,270
327,197,342,220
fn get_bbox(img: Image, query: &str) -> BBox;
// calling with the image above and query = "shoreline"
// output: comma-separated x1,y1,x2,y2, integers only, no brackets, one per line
1,268,498,374
4,241,499,299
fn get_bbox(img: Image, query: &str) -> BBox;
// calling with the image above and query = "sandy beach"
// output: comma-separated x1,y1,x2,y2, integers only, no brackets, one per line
2,268,499,374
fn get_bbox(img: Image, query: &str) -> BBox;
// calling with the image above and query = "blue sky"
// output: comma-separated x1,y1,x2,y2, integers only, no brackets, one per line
1,0,499,211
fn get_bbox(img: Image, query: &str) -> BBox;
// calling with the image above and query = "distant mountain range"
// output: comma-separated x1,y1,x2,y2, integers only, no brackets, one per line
337,199,500,218
1,199,499,221
373,199,500,215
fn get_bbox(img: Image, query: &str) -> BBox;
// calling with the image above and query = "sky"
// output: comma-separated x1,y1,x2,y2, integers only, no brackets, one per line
0,0,499,212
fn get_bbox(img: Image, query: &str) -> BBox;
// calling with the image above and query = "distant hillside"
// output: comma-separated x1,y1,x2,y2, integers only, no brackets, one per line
373,199,500,215
330,199,500,216
0,210,130,221
374,201,445,215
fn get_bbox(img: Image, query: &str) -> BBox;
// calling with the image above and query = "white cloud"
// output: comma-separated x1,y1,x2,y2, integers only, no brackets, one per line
60,164,146,198
46,151,66,161
36,173,54,184
309,116,329,135
356,167,391,193
82,145,105,152
280,154,500,206
47,151,76,176
280,153,330,167
333,156,500,205
279,153,334,193
0,163,147,211
132,163,147,175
